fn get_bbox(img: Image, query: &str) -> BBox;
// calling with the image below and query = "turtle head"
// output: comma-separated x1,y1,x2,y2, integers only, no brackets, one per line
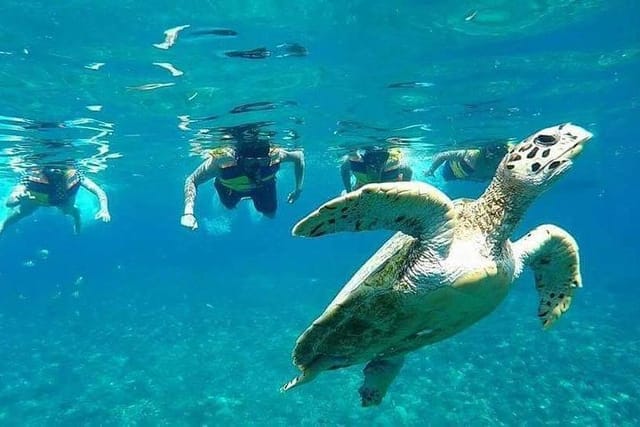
498,123,592,188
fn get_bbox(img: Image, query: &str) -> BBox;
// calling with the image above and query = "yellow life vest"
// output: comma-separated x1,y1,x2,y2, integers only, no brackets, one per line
216,147,281,191
352,148,404,188
445,149,480,179
25,168,81,206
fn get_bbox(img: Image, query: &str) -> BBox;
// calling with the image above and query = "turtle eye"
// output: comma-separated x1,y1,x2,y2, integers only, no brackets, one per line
534,134,558,146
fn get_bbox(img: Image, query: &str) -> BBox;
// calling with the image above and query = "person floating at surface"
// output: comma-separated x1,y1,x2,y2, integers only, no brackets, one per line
340,146,413,193
0,163,111,235
180,133,305,229
424,141,513,182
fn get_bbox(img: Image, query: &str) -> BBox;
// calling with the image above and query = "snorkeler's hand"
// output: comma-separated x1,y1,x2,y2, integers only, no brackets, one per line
7,190,35,207
95,209,111,222
181,213,198,230
287,189,302,204
17,190,36,201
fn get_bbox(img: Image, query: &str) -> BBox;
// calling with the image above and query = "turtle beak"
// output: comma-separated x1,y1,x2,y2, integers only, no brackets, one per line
562,124,592,159
564,123,592,143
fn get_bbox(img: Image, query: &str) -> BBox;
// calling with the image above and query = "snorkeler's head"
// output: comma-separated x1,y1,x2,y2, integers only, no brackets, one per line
483,142,510,159
362,146,390,167
231,123,272,159
236,137,271,158
41,164,69,183
235,133,271,179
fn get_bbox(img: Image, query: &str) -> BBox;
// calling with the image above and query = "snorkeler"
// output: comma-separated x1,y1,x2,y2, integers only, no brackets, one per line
341,146,413,193
180,127,305,229
0,163,111,235
424,141,513,182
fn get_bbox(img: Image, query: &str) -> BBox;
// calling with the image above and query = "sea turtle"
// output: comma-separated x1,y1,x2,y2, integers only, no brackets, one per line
281,123,591,406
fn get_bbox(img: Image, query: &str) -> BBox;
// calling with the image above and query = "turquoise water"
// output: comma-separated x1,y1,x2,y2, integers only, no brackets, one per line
0,1,638,425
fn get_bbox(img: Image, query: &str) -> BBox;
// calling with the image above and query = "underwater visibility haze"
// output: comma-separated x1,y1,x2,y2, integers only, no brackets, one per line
0,0,639,425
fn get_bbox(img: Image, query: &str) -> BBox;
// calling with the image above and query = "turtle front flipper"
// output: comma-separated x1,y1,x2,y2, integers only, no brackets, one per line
293,182,455,254
358,356,405,407
512,224,582,329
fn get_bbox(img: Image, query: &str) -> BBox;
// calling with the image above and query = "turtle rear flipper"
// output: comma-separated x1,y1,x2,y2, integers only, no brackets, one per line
358,356,405,407
292,182,456,255
513,224,582,329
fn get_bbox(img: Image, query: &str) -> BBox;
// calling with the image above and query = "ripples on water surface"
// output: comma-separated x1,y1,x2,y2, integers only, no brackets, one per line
0,0,638,425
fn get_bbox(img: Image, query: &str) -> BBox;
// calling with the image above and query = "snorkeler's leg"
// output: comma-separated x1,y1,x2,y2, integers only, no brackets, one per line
252,180,277,218
214,178,241,210
0,203,38,235
60,201,82,234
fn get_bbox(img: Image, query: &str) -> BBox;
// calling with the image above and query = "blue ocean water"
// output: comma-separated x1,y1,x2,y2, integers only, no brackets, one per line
0,1,638,425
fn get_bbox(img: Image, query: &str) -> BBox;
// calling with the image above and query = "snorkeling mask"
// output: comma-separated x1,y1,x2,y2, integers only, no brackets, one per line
42,166,67,181
237,149,271,181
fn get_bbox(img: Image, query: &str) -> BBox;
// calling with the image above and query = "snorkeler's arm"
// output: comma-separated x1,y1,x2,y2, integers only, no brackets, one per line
425,150,467,176
399,163,413,181
281,149,305,192
81,177,109,212
183,157,217,216
6,184,29,207
340,157,353,192
280,149,305,203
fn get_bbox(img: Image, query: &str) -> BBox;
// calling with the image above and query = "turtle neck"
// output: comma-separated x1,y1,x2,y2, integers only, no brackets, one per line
468,171,538,253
